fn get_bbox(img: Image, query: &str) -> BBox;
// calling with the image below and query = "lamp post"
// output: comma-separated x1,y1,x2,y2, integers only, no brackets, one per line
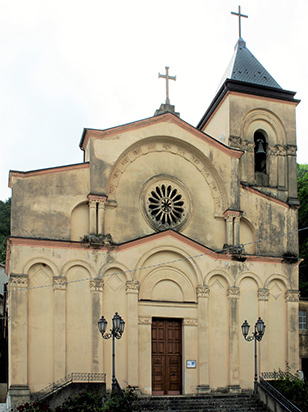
241,317,266,395
98,312,125,392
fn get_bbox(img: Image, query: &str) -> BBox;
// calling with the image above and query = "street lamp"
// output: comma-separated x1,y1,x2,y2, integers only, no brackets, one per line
98,312,125,392
241,317,266,395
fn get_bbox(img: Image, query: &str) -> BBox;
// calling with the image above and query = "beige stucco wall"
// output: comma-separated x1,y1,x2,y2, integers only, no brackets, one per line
8,233,299,395
8,109,299,401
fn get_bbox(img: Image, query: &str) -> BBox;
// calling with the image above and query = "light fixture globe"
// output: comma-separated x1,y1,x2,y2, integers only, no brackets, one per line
241,320,250,337
98,316,107,335
112,312,121,333
120,318,125,334
256,317,265,336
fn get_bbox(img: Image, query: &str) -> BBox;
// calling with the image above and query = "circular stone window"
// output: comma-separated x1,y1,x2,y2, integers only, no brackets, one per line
142,176,191,231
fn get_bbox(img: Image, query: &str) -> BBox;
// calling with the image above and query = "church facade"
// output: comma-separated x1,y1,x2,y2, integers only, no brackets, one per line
7,38,300,405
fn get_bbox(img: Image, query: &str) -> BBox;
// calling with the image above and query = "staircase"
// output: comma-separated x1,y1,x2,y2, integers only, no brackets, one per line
136,393,268,412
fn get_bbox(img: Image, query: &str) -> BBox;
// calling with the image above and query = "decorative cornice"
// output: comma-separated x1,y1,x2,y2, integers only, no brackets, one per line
53,276,67,290
138,317,152,325
9,274,28,290
126,280,140,294
285,290,300,302
90,278,104,292
227,287,240,299
183,318,198,326
196,285,210,298
258,288,270,301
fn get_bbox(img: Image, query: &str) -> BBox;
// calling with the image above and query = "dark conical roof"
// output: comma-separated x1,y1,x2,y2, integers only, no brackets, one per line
218,38,281,90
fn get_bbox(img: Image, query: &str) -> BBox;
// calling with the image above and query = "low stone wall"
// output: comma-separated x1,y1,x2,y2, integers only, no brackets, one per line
41,382,106,409
258,384,301,412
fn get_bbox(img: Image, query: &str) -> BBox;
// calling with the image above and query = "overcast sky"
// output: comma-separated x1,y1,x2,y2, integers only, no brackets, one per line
1,0,307,201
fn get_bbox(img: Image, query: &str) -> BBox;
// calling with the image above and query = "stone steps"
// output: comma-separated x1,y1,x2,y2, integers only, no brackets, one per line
135,394,268,412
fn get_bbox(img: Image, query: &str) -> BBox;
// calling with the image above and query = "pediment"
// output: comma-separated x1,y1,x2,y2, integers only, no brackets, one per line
80,112,242,160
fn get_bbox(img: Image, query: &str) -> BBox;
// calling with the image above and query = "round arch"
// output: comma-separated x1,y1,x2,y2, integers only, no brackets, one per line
106,136,227,215
61,259,96,278
204,269,233,287
23,257,59,277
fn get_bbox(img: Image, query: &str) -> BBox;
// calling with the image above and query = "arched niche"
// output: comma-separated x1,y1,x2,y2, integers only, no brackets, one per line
106,137,227,216
139,267,196,302
136,246,202,288
71,201,88,241
241,109,286,147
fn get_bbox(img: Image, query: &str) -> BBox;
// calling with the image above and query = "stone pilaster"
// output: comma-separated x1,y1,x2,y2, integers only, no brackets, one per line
234,216,240,246
227,287,241,393
53,277,67,381
196,286,210,394
258,288,269,373
138,317,152,395
88,199,97,234
286,290,300,371
97,199,106,234
90,278,104,373
126,281,140,387
8,275,30,406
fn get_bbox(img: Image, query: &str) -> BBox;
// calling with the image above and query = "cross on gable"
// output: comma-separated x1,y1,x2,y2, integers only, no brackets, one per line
158,66,176,105
231,5,248,39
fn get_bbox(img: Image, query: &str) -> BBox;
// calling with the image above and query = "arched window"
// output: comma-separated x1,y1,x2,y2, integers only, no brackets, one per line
254,131,267,174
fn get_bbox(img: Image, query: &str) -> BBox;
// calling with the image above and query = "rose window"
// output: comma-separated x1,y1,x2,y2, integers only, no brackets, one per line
148,184,184,226
142,176,190,231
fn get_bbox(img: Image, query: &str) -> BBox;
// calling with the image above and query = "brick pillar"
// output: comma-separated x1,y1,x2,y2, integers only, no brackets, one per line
53,276,67,381
197,286,210,394
228,287,241,393
126,281,140,388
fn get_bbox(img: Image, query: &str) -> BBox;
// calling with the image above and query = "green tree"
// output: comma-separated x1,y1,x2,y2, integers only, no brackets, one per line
297,164,308,296
0,197,10,264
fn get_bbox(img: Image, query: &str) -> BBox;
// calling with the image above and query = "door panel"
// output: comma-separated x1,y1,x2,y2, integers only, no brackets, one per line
152,318,182,395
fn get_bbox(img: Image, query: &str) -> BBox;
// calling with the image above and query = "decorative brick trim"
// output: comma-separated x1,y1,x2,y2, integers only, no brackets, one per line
183,318,198,326
138,317,152,325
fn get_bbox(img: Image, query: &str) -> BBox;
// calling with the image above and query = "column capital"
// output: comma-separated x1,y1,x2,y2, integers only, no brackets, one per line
285,290,300,302
258,288,270,301
87,194,107,203
223,209,242,219
90,278,104,292
126,280,140,294
53,276,67,291
9,274,28,291
197,285,210,298
227,287,240,299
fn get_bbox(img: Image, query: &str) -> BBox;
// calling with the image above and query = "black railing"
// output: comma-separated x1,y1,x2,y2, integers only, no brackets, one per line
34,372,106,401
259,376,302,412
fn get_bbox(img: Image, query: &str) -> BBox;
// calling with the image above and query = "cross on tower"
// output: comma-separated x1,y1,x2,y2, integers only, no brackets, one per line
158,66,176,105
231,5,248,39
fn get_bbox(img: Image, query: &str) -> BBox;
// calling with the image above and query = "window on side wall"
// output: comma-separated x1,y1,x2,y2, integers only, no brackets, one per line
299,310,307,330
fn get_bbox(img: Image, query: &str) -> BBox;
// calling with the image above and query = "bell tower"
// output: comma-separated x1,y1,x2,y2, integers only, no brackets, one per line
197,37,300,206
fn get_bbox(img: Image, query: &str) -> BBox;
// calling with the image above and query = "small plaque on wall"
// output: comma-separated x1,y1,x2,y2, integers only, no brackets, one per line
186,360,196,368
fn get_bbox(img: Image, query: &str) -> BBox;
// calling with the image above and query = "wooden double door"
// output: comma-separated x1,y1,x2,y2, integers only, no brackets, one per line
152,318,182,395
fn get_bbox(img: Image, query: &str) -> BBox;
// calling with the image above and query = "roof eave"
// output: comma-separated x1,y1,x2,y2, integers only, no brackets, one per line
197,79,300,131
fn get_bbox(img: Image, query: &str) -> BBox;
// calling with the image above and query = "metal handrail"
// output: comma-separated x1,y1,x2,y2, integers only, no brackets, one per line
259,377,303,412
34,372,106,401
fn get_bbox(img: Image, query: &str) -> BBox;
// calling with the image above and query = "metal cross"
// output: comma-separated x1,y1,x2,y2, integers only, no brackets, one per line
158,66,176,105
231,5,248,39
